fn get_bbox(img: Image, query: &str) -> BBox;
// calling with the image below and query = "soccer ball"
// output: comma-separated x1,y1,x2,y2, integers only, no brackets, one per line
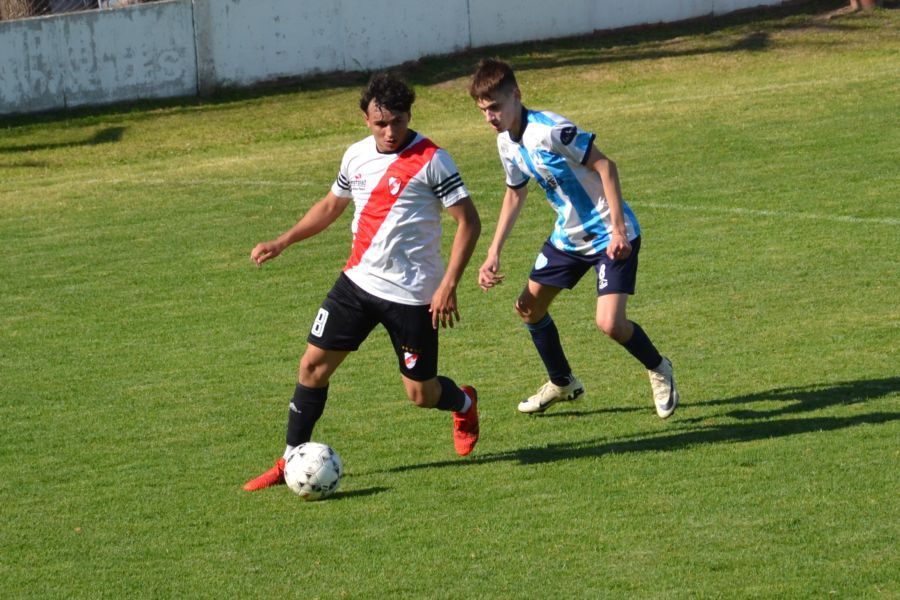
283,442,343,501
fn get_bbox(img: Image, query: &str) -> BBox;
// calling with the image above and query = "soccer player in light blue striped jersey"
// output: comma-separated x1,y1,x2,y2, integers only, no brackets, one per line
469,58,679,417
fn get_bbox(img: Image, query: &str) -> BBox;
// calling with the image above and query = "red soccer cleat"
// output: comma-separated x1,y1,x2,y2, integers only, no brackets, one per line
453,386,480,456
242,457,286,491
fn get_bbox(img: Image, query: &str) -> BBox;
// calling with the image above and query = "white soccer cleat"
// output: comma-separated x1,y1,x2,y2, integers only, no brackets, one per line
649,356,679,419
518,377,585,414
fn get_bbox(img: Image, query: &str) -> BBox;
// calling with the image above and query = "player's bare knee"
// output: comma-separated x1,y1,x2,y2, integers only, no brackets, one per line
405,386,430,408
597,316,630,342
515,294,534,321
596,315,621,338
405,379,440,408
298,355,329,386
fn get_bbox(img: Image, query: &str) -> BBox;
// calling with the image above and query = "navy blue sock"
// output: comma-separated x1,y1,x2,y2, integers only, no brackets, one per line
435,376,466,412
285,383,328,447
526,314,572,386
621,321,663,370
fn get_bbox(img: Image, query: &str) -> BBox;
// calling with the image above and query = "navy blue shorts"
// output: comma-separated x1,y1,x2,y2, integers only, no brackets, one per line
529,237,641,296
306,274,438,381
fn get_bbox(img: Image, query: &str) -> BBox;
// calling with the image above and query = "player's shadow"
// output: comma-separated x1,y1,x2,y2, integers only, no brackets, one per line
705,377,899,421
0,126,126,154
0,159,49,169
381,376,900,473
538,405,645,418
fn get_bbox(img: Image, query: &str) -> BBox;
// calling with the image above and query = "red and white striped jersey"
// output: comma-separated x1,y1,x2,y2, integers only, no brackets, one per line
330,132,469,305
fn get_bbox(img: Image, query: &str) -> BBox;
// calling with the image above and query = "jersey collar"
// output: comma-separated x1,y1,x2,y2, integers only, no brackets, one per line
375,130,419,155
509,106,529,143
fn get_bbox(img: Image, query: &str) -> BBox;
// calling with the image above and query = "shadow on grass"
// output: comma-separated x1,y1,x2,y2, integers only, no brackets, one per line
716,376,900,420
538,405,646,418
331,486,390,501
377,377,899,473
0,126,127,154
403,0,857,86
410,31,774,88
0,159,49,169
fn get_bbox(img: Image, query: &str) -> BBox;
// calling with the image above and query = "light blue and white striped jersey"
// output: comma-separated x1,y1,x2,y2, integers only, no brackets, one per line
497,107,640,255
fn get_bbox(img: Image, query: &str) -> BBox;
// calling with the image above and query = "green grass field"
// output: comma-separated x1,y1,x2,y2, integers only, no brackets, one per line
1,2,898,597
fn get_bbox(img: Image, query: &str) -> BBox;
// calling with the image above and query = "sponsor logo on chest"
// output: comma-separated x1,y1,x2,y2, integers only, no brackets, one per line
350,172,367,191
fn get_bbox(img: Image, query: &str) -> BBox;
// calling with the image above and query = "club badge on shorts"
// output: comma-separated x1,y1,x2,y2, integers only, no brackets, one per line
404,352,419,369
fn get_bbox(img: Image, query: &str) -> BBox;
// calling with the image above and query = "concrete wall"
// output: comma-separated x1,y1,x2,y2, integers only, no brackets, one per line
469,0,782,47
0,0,196,113
193,0,470,93
0,0,784,116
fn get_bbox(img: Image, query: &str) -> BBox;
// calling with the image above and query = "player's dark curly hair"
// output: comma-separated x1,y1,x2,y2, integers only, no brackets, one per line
359,72,416,114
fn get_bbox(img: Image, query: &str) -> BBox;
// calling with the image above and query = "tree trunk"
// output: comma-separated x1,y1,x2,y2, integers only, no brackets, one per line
0,0,47,20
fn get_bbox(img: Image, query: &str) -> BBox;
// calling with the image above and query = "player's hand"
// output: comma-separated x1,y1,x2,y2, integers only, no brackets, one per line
250,240,284,267
605,233,632,261
478,255,505,291
430,285,460,329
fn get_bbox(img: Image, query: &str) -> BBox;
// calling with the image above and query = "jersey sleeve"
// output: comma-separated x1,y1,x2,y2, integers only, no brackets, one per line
427,148,470,208
330,148,354,199
549,120,596,165
498,136,530,189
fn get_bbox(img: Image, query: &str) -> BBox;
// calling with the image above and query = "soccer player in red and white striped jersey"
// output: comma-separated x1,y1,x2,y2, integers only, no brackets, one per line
243,73,481,491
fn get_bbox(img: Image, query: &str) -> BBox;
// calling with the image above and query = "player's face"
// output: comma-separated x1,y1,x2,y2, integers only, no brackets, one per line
475,88,521,134
365,100,411,153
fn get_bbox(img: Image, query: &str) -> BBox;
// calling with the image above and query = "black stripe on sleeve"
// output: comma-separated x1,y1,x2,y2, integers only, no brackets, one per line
580,134,597,165
435,179,465,199
432,173,463,197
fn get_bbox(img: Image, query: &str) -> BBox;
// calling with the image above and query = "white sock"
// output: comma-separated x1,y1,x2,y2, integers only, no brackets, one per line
283,445,296,460
460,393,472,414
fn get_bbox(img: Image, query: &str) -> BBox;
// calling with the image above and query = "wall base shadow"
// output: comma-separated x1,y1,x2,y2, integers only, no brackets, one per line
0,0,866,127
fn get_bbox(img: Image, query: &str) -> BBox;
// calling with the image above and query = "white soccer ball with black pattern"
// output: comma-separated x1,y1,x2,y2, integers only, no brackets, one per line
283,442,343,501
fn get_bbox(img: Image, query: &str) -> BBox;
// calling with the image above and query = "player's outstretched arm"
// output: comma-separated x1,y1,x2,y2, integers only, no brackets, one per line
478,185,527,291
250,191,351,267
585,147,631,261
431,197,481,329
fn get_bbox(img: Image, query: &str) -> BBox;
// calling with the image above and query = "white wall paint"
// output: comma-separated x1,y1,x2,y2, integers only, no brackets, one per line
194,0,470,92
713,0,780,14
193,0,344,93
0,0,196,114
0,0,783,116
469,0,781,47
337,0,469,73
60,1,197,107
0,17,65,113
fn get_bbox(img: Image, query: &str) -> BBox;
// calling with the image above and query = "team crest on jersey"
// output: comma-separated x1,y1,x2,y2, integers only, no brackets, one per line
389,176,402,196
545,175,559,190
350,173,366,190
404,351,419,369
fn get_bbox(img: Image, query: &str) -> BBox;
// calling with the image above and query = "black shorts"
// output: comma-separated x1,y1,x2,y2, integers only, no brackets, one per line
529,236,641,296
306,274,438,381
